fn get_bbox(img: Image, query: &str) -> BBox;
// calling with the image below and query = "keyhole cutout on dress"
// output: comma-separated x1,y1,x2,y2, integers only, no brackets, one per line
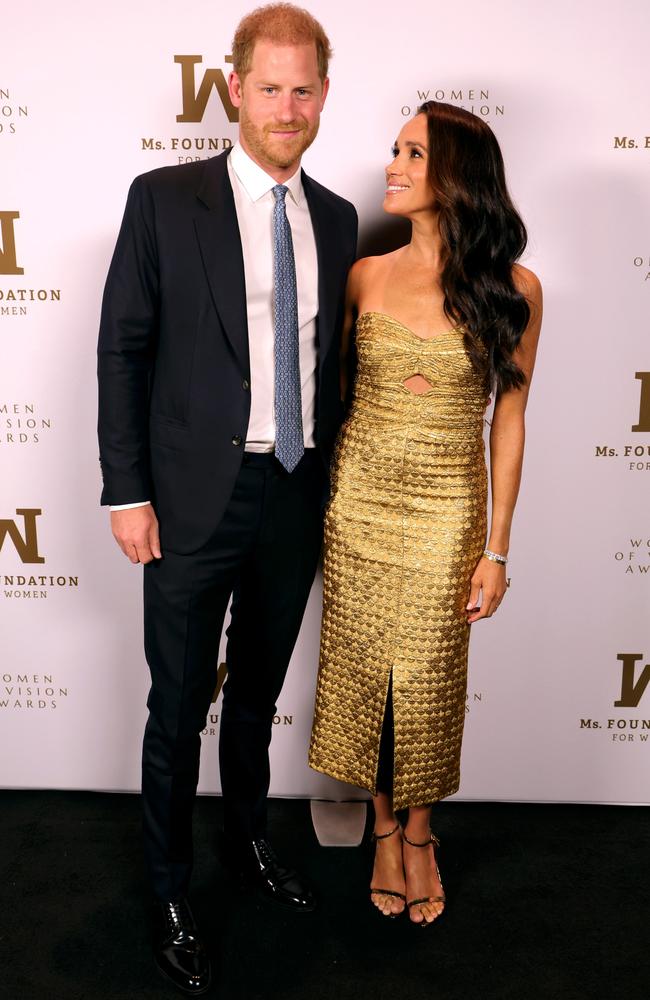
403,373,433,395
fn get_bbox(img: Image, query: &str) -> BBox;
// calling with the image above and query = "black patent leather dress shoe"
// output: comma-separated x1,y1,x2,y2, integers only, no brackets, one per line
226,837,316,911
154,899,211,996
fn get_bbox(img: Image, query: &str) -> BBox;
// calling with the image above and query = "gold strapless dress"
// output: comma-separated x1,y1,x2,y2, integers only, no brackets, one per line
309,311,489,808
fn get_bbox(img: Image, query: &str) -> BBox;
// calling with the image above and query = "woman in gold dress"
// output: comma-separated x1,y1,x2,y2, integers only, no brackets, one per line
309,101,542,925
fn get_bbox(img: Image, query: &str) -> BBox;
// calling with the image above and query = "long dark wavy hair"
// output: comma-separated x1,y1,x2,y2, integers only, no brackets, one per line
418,100,529,393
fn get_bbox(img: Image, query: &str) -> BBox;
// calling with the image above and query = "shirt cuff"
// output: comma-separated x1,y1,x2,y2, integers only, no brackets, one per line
109,501,151,511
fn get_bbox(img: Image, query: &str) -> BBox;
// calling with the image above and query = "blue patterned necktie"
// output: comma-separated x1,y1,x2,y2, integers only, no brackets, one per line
272,184,304,473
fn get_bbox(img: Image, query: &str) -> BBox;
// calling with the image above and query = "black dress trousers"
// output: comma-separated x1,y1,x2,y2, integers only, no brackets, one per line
141,449,325,902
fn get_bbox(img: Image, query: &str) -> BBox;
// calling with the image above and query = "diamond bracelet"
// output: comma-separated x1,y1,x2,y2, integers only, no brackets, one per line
483,548,508,565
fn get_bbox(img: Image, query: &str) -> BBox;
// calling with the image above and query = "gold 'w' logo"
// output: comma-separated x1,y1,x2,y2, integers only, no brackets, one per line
615,653,650,708
212,661,228,703
0,211,24,275
0,509,45,563
175,55,238,124
632,372,650,432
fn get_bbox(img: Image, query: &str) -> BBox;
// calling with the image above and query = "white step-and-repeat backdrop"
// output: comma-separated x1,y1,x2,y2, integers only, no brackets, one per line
1,0,648,803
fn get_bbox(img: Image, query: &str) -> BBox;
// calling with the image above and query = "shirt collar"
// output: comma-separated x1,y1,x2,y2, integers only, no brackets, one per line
229,141,303,205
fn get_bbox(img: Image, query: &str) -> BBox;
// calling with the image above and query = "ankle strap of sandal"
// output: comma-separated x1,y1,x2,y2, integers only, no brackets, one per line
371,821,401,842
403,830,440,848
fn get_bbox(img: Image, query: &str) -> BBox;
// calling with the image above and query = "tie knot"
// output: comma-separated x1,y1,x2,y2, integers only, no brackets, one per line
273,184,289,204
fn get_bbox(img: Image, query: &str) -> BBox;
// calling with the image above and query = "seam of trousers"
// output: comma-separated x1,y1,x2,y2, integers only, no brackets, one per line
168,571,199,833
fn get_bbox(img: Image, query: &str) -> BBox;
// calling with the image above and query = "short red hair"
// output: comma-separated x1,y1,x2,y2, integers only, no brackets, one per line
232,3,332,82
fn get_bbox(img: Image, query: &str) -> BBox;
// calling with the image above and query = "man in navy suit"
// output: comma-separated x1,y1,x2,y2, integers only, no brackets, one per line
97,4,357,994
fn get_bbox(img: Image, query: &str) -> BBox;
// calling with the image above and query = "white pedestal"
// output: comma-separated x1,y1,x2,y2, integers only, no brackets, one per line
310,799,368,847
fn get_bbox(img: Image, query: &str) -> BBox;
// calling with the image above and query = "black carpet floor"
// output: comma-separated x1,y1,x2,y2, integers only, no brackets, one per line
1,792,648,1000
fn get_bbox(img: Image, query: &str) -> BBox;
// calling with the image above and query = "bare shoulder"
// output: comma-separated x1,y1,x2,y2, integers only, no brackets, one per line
347,254,382,301
348,250,401,302
350,253,394,281
512,263,543,309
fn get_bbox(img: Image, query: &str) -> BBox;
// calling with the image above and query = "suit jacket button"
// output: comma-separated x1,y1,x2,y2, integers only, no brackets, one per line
242,379,250,391
232,434,242,446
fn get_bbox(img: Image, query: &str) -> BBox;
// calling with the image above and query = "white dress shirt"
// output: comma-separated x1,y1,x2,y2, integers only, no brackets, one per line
111,143,319,510
229,141,319,451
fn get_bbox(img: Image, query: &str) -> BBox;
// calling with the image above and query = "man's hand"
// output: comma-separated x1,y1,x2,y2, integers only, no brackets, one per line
110,504,161,564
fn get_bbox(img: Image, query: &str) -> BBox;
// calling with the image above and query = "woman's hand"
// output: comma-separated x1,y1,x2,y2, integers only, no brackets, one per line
466,557,508,623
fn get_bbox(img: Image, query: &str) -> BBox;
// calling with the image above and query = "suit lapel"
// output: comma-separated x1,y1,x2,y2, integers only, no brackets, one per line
302,172,341,369
194,151,250,376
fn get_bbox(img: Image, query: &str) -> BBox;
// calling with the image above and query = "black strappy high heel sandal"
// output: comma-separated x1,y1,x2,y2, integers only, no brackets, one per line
369,822,406,918
403,830,446,927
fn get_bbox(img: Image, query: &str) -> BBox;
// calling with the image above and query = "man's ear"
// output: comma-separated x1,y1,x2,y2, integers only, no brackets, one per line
320,76,330,111
228,71,244,108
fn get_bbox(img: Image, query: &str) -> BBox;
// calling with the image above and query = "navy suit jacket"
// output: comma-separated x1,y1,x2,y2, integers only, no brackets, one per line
97,149,358,553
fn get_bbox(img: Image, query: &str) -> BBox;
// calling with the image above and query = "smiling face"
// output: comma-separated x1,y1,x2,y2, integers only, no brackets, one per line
228,39,329,181
383,114,436,218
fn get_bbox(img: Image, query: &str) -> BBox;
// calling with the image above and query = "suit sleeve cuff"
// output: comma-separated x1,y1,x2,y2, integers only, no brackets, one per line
109,501,151,511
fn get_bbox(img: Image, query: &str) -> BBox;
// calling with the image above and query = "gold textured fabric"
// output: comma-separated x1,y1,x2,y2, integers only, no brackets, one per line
309,311,489,808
